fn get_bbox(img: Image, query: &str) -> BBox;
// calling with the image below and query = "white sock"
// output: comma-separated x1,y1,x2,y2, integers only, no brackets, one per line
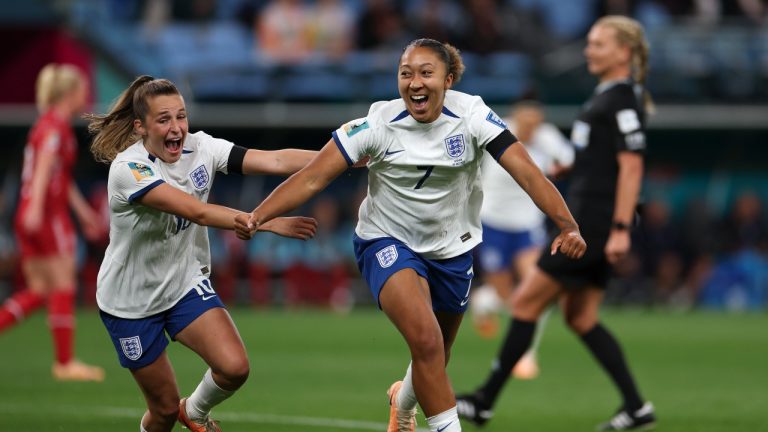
140,411,148,432
396,362,418,411
185,369,235,422
427,406,461,432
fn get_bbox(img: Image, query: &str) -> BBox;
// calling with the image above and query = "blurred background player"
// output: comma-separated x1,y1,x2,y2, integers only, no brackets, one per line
457,15,657,430
87,75,317,432
236,38,586,432
0,63,105,382
471,99,574,380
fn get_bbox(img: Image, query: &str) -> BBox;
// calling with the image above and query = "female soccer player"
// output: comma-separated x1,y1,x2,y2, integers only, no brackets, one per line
86,75,318,432
1,64,105,381
456,16,657,431
236,38,586,432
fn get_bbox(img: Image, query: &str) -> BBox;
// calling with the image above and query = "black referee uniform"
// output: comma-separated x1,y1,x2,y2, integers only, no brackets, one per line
538,78,646,289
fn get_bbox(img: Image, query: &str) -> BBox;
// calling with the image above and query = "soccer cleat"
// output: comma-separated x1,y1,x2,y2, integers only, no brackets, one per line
178,397,222,432
51,360,105,382
597,402,657,431
456,393,493,427
387,381,416,432
511,352,540,380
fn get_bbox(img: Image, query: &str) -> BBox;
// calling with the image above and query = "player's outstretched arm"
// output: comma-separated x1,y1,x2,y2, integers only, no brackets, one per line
497,142,587,259
258,217,318,240
240,138,348,235
242,148,318,176
136,182,245,231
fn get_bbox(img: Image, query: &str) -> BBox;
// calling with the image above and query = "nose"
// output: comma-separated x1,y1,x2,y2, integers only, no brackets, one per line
169,118,181,133
409,76,423,90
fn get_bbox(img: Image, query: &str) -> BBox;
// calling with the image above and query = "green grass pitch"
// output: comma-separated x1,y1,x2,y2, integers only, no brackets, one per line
0,308,766,431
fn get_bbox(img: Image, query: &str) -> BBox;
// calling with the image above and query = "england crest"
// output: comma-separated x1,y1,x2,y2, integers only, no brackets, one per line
120,336,143,361
190,165,210,189
444,134,466,158
376,245,398,268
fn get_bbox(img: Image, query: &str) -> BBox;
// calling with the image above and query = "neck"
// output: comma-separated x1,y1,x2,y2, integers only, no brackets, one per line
599,66,631,84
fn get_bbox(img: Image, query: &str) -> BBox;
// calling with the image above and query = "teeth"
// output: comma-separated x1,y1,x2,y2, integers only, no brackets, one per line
412,95,426,101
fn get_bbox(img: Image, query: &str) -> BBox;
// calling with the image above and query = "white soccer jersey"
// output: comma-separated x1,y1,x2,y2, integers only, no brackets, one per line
480,121,574,231
97,131,234,318
333,90,508,259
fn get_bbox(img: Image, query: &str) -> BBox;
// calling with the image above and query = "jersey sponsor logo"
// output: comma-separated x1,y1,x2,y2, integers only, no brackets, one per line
616,109,641,133
571,120,590,149
128,162,154,181
444,134,466,158
343,119,369,137
119,336,143,361
190,165,210,189
485,110,508,129
376,245,398,268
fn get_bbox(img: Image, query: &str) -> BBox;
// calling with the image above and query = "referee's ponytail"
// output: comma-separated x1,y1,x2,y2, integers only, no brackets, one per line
595,15,655,115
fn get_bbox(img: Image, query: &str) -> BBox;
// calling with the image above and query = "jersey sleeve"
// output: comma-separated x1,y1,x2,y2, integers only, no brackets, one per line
611,91,646,154
469,97,518,159
197,131,235,173
538,123,575,167
111,160,165,204
331,117,377,166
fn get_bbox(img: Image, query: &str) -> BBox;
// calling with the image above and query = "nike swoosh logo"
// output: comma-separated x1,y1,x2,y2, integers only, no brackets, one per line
437,421,454,432
202,294,217,301
384,149,405,156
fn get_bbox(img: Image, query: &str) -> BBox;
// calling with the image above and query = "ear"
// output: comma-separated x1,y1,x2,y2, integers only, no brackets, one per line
445,73,454,90
134,118,146,136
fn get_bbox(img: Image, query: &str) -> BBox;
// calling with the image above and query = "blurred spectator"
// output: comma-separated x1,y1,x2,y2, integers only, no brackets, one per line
634,199,686,305
460,0,506,54
718,191,768,254
405,0,467,48
255,0,313,65
356,0,411,51
308,0,357,62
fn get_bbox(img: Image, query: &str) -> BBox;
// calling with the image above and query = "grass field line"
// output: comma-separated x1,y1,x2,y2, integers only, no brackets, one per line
0,402,430,431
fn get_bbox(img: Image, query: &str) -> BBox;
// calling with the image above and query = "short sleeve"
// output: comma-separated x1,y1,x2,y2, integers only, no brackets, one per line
196,132,235,173
469,98,515,150
331,117,376,166
611,90,646,153
111,160,165,204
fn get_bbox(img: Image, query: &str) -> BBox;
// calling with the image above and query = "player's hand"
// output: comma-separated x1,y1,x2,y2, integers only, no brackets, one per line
261,216,318,240
604,230,630,264
550,228,586,259
234,213,257,240
352,156,370,168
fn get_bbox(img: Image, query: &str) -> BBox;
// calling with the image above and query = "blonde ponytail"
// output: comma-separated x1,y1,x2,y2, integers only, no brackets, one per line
35,64,84,113
595,15,655,114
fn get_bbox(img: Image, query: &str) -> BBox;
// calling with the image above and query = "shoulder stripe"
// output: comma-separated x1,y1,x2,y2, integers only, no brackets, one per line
331,131,354,166
128,179,165,203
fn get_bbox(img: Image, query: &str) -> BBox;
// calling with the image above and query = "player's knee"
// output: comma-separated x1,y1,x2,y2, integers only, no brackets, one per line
216,357,250,389
510,290,540,320
408,331,444,363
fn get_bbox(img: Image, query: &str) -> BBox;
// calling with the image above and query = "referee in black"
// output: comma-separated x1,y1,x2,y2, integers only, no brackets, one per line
457,15,656,431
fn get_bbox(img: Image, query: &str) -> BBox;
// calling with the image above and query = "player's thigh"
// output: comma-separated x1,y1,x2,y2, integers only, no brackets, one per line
559,287,604,334
510,267,562,320
434,311,464,361
130,351,180,412
380,269,443,349
174,307,248,375
514,246,543,281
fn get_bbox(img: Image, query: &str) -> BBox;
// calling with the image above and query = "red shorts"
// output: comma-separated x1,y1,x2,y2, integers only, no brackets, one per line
15,212,76,258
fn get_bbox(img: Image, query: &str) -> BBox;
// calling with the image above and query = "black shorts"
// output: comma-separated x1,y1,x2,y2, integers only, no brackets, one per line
537,234,610,289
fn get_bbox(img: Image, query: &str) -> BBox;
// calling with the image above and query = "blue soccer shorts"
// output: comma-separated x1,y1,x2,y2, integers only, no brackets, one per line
99,278,225,369
353,234,474,313
478,223,547,273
